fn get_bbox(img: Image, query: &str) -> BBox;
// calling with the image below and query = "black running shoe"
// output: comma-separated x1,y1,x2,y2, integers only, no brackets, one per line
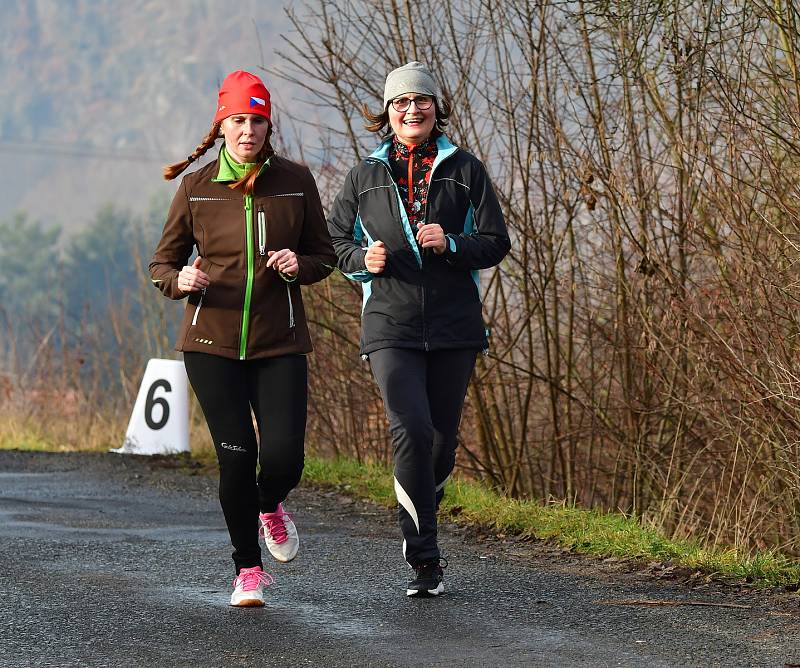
407,558,447,597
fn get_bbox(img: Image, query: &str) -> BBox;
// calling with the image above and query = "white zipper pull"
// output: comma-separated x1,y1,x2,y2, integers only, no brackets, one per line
191,286,206,326
286,283,295,329
258,210,266,256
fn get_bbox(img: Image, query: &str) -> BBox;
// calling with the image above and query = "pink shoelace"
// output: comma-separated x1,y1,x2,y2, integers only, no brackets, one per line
233,566,274,592
259,505,293,545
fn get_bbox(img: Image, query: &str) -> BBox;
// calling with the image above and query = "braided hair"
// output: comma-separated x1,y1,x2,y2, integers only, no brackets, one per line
162,121,275,195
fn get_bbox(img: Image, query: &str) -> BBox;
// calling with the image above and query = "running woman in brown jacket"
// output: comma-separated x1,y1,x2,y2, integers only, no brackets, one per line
150,70,336,607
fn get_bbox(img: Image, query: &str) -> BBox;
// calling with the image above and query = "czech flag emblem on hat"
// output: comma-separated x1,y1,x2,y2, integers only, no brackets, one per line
213,71,272,123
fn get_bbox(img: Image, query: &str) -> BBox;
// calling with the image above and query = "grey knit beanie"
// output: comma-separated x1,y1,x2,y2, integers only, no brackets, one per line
383,61,441,108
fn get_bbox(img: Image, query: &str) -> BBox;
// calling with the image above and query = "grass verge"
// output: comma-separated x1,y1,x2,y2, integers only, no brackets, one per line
3,425,799,589
303,455,800,589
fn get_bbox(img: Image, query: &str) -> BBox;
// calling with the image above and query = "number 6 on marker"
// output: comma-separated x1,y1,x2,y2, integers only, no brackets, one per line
144,379,171,430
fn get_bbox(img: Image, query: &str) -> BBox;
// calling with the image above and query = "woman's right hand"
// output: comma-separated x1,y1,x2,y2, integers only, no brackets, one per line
178,256,210,293
365,241,387,274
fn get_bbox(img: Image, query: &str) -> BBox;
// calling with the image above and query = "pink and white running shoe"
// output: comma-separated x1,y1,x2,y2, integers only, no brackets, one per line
229,566,273,607
259,503,299,562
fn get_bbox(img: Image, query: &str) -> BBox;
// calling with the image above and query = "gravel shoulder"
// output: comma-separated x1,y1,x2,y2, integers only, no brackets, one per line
0,450,798,668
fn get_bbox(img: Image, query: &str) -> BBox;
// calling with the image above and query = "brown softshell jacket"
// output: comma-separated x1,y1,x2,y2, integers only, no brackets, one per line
149,154,337,360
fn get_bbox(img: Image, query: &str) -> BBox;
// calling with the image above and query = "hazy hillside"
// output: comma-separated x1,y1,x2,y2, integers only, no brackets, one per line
0,0,298,235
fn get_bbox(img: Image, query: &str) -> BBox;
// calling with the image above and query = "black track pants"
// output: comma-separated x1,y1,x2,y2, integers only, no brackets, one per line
369,348,477,566
184,352,307,573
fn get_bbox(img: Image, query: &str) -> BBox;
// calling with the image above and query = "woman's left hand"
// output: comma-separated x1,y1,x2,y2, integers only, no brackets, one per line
416,223,446,255
267,249,299,277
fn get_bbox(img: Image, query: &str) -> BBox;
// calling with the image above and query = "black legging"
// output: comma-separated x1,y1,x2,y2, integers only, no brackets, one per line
184,352,307,573
368,347,477,566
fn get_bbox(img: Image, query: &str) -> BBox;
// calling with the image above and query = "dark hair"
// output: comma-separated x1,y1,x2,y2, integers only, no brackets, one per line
163,121,275,196
362,95,452,138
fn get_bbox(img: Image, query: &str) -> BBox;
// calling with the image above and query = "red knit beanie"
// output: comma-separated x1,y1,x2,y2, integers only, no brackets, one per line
213,71,271,124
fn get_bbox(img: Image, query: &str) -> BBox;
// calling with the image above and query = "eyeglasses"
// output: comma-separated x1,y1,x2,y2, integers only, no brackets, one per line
391,95,434,112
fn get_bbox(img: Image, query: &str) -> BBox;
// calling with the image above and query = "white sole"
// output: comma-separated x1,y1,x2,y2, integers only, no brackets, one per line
406,583,444,597
229,597,265,607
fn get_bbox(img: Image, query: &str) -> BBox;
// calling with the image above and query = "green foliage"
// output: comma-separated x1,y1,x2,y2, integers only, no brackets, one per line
0,212,62,321
0,202,166,329
0,199,179,390
62,205,150,321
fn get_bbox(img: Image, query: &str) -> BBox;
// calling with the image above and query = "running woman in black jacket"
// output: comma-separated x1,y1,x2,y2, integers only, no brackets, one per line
327,62,511,596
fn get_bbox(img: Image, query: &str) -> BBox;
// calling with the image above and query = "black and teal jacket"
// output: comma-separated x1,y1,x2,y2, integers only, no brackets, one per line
327,135,510,355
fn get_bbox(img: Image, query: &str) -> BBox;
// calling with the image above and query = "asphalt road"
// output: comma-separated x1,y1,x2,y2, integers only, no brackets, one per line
0,450,799,668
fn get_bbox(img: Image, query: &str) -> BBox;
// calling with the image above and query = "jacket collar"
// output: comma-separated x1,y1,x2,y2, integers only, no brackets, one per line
368,134,457,164
212,145,272,183
390,135,436,158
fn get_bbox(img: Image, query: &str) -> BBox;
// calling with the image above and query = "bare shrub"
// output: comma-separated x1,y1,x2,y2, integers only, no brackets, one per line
270,0,800,553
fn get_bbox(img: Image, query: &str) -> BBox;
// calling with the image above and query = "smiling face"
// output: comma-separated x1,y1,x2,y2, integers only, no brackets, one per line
388,93,436,146
221,113,270,163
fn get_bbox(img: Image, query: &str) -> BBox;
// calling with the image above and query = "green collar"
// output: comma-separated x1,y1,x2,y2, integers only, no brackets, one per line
212,144,271,182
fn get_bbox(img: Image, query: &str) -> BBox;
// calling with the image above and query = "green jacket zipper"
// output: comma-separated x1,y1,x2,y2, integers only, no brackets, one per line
239,195,255,359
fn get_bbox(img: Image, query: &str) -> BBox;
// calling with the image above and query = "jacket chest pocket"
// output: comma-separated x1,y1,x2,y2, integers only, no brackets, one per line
190,198,245,257
358,188,410,251
428,184,470,234
253,193,305,250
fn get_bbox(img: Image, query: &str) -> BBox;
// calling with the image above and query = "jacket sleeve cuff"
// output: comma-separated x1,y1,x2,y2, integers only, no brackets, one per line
168,272,187,299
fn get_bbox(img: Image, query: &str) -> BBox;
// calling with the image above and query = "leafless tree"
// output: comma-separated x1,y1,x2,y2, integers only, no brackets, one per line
267,0,800,554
